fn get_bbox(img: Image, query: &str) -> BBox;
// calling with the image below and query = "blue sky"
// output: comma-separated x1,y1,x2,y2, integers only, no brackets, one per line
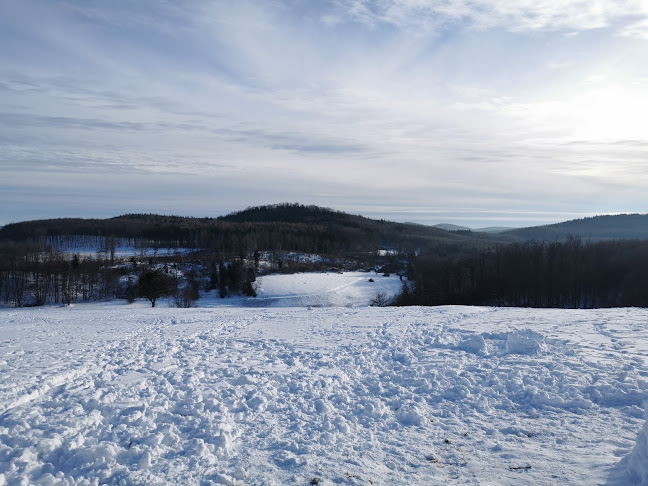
2,0,648,227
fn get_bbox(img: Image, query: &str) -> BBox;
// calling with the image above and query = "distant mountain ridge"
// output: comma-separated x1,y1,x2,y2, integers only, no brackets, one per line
501,214,648,241
434,224,514,234
434,214,648,241
433,223,472,232
476,226,514,234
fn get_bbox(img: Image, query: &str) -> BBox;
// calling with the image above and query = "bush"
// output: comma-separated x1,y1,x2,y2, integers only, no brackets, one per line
370,291,389,307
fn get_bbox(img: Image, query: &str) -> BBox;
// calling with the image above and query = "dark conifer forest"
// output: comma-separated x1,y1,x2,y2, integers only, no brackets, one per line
397,237,648,308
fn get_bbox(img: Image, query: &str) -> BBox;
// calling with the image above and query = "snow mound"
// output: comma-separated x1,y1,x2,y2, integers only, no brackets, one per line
505,329,547,355
396,400,426,426
629,404,648,485
456,333,488,355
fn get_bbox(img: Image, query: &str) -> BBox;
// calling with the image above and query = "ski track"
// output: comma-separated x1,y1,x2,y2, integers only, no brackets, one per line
1,306,647,485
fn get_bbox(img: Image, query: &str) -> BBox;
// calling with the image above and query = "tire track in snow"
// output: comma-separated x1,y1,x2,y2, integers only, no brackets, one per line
0,314,178,416
1,365,95,415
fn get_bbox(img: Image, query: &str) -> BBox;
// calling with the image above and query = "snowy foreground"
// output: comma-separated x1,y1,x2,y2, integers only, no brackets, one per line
1,302,648,484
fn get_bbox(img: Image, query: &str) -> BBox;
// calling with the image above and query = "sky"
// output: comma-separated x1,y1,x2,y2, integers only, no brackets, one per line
2,0,648,228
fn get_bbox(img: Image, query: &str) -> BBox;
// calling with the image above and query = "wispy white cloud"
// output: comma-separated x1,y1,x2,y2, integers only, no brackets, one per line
334,0,648,35
620,18,648,39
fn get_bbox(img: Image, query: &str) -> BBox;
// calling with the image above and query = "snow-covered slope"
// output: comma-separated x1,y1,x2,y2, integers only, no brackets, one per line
197,271,403,308
252,271,402,307
1,305,647,485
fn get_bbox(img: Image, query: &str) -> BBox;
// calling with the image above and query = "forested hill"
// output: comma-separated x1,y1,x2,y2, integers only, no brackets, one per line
501,214,648,242
0,204,496,256
219,204,486,245
220,204,362,224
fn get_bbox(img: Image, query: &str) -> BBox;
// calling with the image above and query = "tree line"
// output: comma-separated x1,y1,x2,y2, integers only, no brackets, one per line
0,243,257,308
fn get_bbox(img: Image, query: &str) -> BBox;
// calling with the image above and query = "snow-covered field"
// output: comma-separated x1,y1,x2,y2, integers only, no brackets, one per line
228,271,403,308
1,276,647,485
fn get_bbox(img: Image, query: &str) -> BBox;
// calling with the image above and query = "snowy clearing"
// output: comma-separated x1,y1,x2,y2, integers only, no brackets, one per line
1,304,647,485
179,271,402,308
244,271,402,308
146,271,403,309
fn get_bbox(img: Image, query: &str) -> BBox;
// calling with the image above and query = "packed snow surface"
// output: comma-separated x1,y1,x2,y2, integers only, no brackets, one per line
1,305,648,485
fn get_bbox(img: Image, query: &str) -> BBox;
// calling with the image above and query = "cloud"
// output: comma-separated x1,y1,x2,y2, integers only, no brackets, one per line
0,112,149,132
334,0,648,35
620,18,648,39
